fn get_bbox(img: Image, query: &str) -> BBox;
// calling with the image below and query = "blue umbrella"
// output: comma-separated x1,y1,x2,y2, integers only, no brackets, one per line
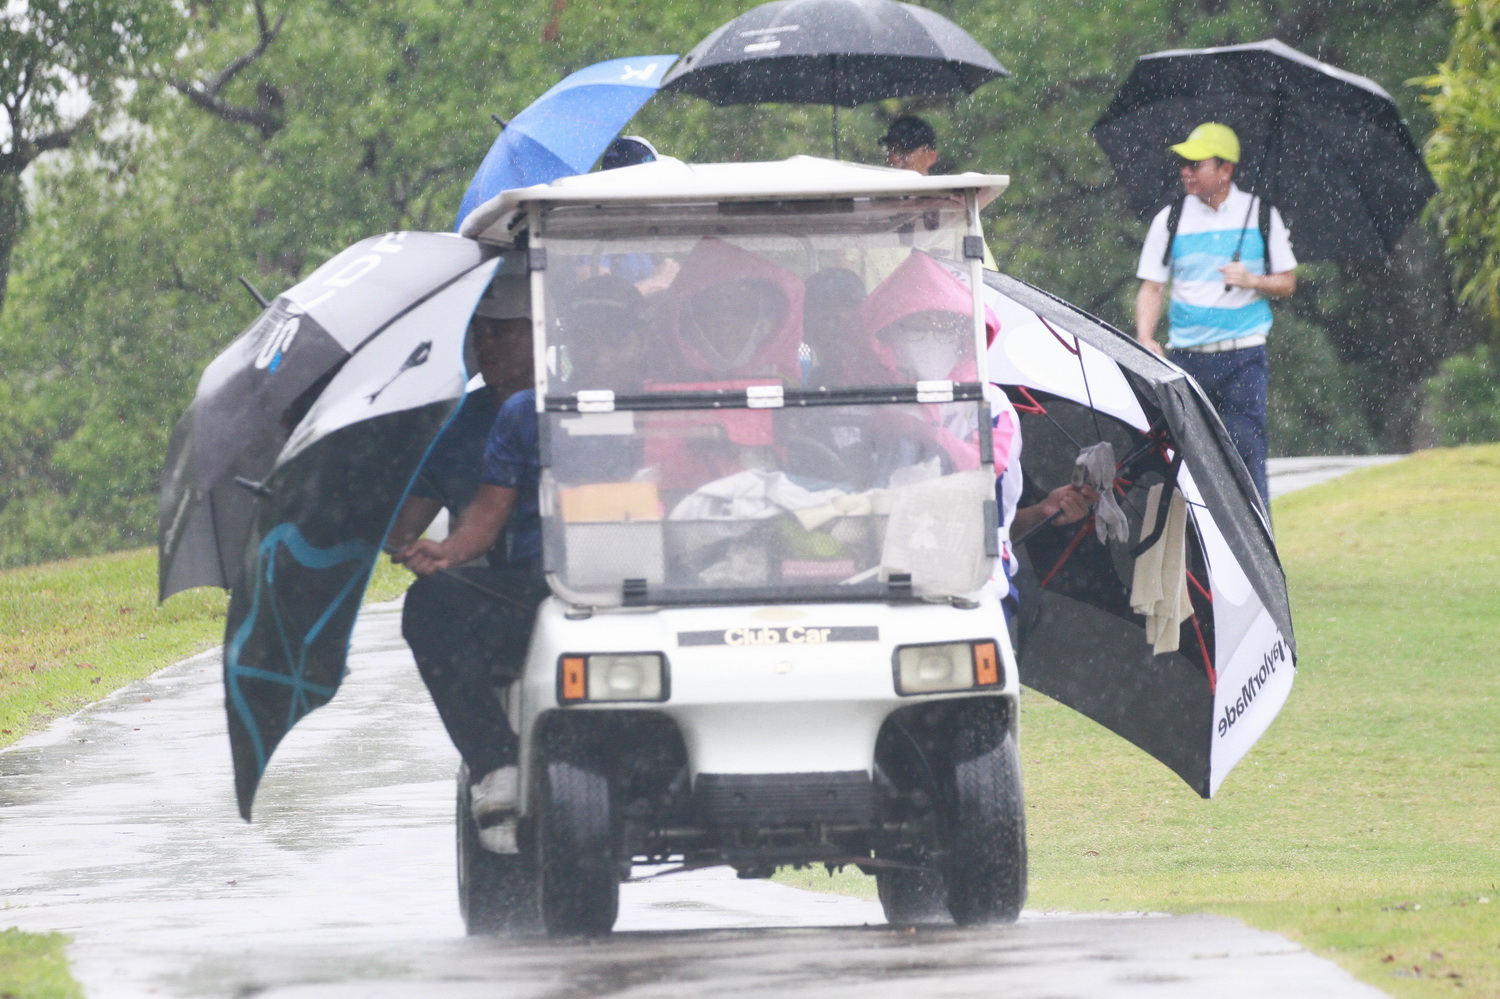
454,55,677,229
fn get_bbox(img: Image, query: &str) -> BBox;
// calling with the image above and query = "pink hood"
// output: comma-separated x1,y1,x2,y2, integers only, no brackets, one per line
857,251,998,381
660,237,805,382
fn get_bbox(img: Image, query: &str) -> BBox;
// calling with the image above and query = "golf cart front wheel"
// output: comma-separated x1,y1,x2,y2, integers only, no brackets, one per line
944,727,1027,926
536,757,620,936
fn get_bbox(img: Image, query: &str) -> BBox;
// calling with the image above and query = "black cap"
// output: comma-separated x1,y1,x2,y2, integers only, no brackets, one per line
879,116,937,152
601,135,658,171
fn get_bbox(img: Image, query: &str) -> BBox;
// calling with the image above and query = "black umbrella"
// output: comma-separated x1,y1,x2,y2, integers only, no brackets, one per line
1091,39,1436,261
659,0,1006,156
215,255,502,818
159,233,496,601
984,271,1295,797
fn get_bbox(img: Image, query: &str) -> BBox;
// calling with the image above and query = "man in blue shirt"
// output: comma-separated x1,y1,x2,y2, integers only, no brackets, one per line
1134,123,1297,504
390,274,544,827
394,275,646,827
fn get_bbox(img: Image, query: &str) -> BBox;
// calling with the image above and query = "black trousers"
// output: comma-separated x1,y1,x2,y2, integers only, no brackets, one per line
401,566,549,777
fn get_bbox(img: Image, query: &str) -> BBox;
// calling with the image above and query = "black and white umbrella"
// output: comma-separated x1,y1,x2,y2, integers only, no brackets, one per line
984,271,1296,796
660,0,1006,154
158,233,495,600
221,255,502,818
1091,39,1436,261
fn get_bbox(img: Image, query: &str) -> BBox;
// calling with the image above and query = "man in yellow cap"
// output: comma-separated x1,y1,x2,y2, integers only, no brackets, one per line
1134,122,1297,505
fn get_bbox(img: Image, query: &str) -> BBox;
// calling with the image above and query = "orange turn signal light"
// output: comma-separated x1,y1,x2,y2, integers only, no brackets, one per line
561,656,587,701
974,641,999,686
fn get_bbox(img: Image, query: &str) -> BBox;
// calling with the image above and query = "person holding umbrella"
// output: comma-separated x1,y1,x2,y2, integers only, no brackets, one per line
1134,122,1297,505
394,277,648,831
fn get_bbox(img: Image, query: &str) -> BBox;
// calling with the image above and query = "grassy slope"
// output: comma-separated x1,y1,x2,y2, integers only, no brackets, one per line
783,445,1500,998
0,549,411,748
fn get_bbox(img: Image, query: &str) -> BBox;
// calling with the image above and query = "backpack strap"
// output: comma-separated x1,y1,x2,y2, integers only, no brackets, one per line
1161,196,1185,267
1258,197,1273,274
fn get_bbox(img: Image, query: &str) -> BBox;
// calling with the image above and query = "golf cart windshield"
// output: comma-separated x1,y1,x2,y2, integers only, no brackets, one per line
535,195,996,607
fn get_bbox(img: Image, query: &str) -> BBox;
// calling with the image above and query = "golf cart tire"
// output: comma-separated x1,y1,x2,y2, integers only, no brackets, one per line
876,862,950,926
455,764,539,936
944,727,1027,926
537,757,620,936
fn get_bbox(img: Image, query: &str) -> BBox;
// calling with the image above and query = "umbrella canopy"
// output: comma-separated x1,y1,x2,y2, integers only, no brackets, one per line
1091,39,1436,261
223,256,504,818
159,234,496,601
659,0,1005,107
161,234,495,600
984,270,1295,797
454,55,676,230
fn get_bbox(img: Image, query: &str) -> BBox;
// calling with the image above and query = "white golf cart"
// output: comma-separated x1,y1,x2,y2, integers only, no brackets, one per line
454,156,1021,936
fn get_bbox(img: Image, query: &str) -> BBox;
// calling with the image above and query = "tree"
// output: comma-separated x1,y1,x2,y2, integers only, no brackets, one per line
0,0,600,563
1415,0,1500,443
0,0,1473,566
0,0,181,313
1423,0,1500,328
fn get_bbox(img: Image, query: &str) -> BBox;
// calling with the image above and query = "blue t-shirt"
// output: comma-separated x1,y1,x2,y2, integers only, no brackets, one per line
410,388,500,518
480,389,542,565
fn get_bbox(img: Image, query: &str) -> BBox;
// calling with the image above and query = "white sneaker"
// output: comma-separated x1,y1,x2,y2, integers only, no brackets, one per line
470,766,519,824
478,818,519,854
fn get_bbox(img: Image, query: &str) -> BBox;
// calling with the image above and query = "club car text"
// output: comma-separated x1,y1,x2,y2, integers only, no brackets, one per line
677,626,880,647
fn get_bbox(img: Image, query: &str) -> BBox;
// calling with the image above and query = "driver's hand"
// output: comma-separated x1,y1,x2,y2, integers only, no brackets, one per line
1045,483,1099,526
393,538,451,576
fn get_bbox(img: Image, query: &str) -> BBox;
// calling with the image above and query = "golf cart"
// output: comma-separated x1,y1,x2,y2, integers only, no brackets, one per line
454,156,1021,936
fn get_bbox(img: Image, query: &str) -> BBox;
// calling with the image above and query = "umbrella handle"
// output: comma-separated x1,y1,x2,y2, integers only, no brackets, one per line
1010,509,1062,547
1224,249,1240,294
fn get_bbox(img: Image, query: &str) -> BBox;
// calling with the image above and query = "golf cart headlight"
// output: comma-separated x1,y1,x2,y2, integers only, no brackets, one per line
893,641,1001,695
558,653,667,703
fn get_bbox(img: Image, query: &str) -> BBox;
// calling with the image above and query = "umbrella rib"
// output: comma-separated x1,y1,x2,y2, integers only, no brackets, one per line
1038,315,1106,444
1189,611,1216,691
348,261,497,357
1010,384,1084,450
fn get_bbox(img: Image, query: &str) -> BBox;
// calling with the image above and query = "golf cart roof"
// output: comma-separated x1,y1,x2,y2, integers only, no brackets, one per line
459,155,1010,246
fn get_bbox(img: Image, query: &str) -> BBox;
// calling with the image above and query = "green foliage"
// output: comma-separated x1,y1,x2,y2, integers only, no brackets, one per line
0,0,1463,567
0,927,80,999
1423,344,1500,443
1422,0,1500,327
0,1,186,309
0,543,408,749
1267,311,1379,454
0,1,576,566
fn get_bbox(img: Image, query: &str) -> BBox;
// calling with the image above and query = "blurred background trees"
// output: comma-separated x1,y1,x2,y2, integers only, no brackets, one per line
1421,0,1500,445
0,0,1491,567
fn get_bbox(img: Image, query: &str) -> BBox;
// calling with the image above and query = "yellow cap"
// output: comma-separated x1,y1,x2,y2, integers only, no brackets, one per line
1170,122,1240,163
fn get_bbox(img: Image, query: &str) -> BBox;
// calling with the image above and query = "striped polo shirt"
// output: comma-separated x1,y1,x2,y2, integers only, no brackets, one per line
1137,185,1296,350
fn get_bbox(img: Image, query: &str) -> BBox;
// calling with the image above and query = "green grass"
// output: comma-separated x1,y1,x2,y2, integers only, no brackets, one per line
0,928,81,999
782,444,1500,999
0,547,411,750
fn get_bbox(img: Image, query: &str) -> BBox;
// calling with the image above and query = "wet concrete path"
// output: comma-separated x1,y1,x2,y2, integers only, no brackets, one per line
0,457,1396,997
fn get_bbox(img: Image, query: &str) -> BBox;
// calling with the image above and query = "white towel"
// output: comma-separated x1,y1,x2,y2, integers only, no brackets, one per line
1072,441,1129,544
1129,483,1193,655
